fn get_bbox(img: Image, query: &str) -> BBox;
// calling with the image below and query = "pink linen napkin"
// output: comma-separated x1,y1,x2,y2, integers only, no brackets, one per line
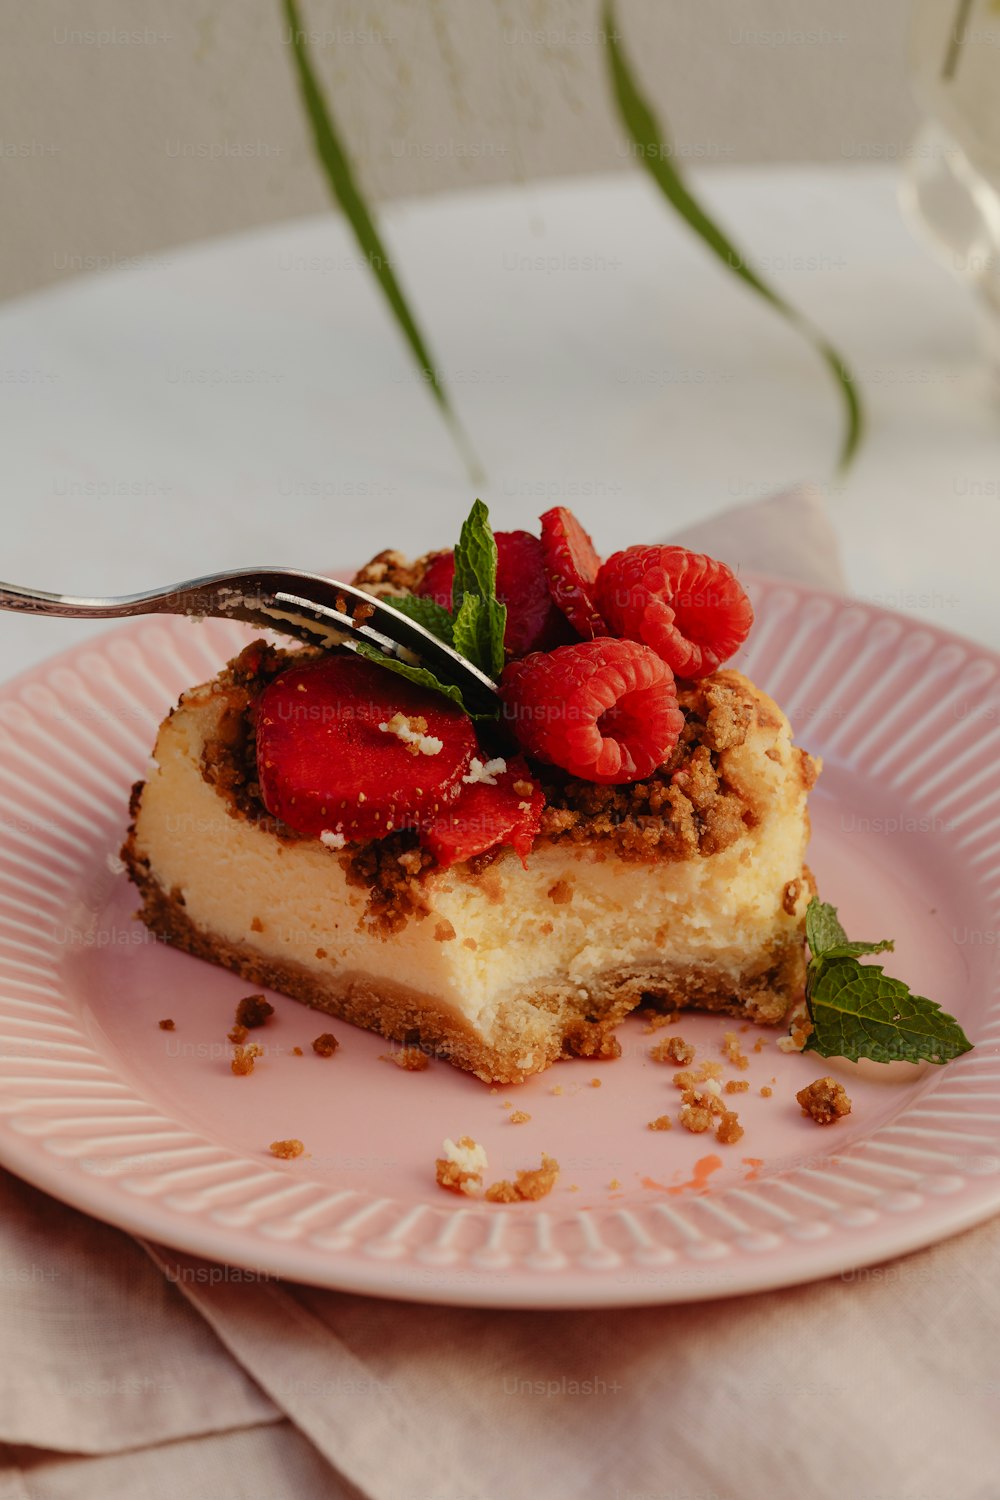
1,485,993,1500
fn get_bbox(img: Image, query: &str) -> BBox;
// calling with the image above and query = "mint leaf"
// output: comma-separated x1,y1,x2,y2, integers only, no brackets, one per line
450,499,507,677
385,592,454,645
806,898,893,961
450,593,507,680
452,498,497,608
821,940,895,961
352,640,469,713
805,958,974,1066
805,899,848,956
451,594,485,669
802,897,972,1066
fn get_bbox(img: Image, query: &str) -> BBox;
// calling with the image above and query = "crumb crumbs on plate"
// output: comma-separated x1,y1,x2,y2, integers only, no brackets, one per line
485,1154,560,1203
760,1085,773,1098
509,1110,531,1124
312,1032,340,1058
647,1115,673,1131
231,1043,262,1076
292,1046,303,1056
228,1023,248,1044
269,1138,304,1159
157,1018,175,1031
381,1045,428,1070
236,994,274,1029
650,1034,695,1066
797,1076,852,1125
715,1109,744,1145
725,1079,749,1094
589,1077,602,1088
722,1031,749,1070
435,1136,488,1197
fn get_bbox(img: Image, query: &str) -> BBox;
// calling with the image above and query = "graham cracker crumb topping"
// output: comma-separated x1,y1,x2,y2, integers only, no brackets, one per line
797,1076,852,1125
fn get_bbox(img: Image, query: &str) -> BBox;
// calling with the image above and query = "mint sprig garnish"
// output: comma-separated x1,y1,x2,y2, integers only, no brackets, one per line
356,499,506,715
803,898,973,1066
451,498,506,679
385,592,455,644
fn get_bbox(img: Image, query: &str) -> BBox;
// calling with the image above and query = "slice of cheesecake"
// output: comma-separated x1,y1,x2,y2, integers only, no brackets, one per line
123,645,817,1085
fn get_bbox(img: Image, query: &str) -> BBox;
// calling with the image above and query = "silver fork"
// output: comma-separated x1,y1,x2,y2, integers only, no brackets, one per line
0,568,499,713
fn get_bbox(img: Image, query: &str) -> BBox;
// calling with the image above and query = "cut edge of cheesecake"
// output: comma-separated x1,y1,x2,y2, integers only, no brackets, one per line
122,643,819,1085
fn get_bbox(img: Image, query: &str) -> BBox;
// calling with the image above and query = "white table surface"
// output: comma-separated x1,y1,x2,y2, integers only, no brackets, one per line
1,164,996,673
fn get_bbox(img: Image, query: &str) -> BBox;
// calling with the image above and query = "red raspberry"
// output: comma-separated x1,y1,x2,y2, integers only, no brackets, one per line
417,531,572,657
422,755,544,868
256,653,476,841
595,545,753,678
501,639,684,784
539,506,607,638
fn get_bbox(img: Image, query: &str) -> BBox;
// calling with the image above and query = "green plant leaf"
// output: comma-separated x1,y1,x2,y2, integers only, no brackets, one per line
451,499,507,677
281,0,481,482
384,592,455,645
351,639,475,714
804,957,974,1066
452,499,498,607
602,0,864,472
805,898,849,956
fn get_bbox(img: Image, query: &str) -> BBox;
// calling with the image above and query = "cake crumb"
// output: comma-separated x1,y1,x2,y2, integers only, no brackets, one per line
679,1101,714,1134
485,1154,560,1203
715,1110,744,1145
250,915,264,933
778,1005,814,1053
648,1115,673,1131
760,1085,773,1098
436,1136,487,1196
797,1076,852,1126
236,994,274,1030
608,1178,621,1190
228,1023,248,1045
462,756,507,786
590,1077,602,1088
550,1085,564,1096
269,1138,304,1159
753,1038,767,1052
725,1079,750,1094
722,1031,749,1070
379,711,443,757
381,1045,428,1071
158,1018,175,1031
509,1110,531,1124
231,1044,262,1076
641,1008,681,1033
311,1032,340,1058
650,1035,695,1066
292,1046,303,1056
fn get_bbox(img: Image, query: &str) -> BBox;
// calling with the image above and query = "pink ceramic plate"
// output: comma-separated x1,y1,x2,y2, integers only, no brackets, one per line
0,576,998,1307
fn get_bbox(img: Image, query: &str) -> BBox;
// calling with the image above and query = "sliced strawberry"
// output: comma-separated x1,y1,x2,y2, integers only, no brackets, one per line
416,531,572,657
422,755,545,869
256,653,476,841
539,506,607,638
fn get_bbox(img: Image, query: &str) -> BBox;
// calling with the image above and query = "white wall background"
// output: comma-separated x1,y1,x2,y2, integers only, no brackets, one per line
1,0,918,302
